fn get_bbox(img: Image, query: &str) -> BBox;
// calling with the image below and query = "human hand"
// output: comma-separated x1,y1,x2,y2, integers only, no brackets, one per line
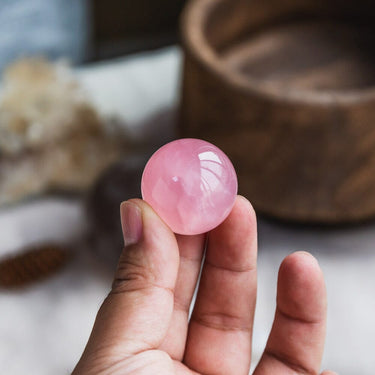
73,196,335,375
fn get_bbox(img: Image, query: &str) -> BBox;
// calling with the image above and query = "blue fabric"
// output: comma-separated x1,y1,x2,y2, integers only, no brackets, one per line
0,0,89,73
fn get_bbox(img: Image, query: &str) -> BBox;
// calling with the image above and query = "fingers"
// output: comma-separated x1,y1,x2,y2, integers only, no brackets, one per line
75,199,179,369
184,196,258,375
321,372,338,375
160,233,206,360
254,252,327,375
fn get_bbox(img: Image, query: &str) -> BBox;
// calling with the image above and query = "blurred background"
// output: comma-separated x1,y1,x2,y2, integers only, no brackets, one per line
0,0,375,374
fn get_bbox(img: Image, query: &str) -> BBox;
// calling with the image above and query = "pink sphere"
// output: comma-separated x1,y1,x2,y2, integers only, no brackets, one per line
141,138,238,235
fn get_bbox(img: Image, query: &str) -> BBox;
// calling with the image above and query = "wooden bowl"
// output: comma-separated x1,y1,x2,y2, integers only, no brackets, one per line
180,0,375,223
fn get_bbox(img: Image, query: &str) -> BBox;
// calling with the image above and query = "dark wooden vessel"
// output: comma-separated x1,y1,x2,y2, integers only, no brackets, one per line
180,0,375,223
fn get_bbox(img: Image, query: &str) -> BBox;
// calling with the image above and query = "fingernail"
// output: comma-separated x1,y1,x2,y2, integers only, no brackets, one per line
120,202,143,246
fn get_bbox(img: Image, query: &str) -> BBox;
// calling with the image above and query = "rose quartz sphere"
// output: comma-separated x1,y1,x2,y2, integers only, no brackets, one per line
141,138,238,235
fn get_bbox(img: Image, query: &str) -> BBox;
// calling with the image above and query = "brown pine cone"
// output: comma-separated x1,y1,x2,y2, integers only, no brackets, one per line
0,244,71,289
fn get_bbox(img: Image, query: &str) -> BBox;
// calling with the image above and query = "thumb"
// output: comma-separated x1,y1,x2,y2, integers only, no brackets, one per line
76,199,179,367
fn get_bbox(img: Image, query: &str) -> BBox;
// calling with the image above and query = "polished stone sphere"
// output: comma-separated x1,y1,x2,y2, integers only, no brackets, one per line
141,138,238,235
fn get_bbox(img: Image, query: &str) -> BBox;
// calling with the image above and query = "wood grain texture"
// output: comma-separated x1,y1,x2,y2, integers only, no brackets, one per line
180,0,375,223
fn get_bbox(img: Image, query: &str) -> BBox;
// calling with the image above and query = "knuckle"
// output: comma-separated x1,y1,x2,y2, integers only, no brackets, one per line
191,311,252,332
111,251,154,294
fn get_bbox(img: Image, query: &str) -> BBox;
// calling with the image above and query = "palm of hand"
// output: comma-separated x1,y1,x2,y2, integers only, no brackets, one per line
73,197,333,375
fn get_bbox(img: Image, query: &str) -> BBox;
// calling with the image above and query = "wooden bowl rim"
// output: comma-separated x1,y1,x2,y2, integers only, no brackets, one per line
181,0,375,106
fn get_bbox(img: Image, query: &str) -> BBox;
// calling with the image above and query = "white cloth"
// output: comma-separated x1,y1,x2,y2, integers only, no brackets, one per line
0,47,374,375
